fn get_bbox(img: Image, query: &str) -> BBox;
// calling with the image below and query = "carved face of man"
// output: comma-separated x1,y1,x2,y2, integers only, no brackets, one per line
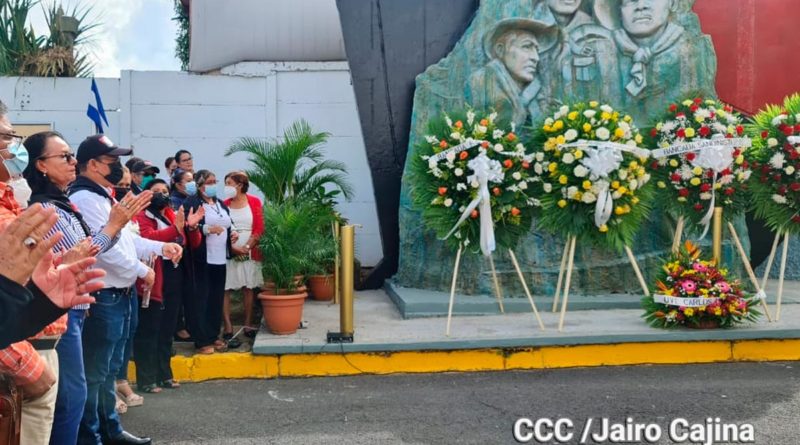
547,0,582,16
495,30,541,86
620,0,673,38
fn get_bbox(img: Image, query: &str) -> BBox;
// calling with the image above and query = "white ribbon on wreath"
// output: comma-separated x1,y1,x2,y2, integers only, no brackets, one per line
559,140,649,228
653,294,721,307
443,151,504,256
653,136,750,239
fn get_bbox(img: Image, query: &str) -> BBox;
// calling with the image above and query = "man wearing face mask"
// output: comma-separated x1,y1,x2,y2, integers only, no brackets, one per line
127,160,160,196
69,135,183,445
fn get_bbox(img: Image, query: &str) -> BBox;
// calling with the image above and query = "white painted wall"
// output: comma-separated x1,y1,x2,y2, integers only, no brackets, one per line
0,63,383,266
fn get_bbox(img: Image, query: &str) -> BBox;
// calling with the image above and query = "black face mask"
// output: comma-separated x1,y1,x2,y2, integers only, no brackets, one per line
150,193,170,210
113,187,130,199
104,160,124,185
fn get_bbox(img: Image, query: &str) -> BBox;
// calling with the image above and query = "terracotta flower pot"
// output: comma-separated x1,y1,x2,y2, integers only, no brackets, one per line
308,274,335,301
257,290,306,335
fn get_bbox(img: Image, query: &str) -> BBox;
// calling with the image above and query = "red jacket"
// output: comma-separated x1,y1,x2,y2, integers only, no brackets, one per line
134,207,201,303
223,194,264,262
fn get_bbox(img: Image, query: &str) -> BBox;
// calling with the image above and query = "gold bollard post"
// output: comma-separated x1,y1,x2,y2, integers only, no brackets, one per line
712,207,723,264
333,220,341,305
328,224,355,343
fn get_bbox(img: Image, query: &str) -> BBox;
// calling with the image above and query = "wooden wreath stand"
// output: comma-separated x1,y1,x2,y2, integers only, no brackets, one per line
759,228,792,321
671,208,774,322
549,235,650,332
445,246,545,336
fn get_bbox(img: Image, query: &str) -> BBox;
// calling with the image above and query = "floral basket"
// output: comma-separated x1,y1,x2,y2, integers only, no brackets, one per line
647,97,752,232
641,241,761,329
746,93,800,236
528,101,654,251
408,110,538,254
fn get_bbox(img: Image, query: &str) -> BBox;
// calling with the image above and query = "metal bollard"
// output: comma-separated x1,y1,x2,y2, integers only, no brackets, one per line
327,224,357,343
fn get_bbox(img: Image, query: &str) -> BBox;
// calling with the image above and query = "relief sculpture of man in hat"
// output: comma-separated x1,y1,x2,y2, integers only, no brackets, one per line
465,18,558,127
594,0,716,119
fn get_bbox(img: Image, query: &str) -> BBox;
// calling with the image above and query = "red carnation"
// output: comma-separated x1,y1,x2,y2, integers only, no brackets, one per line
724,187,735,196
690,104,699,112
650,128,658,137
778,185,788,195
671,173,682,182
669,104,678,112
721,168,732,176
503,159,513,169
762,131,769,139
650,161,660,170
793,215,800,224
694,97,703,104
761,166,771,174
707,170,715,178
678,188,690,197
795,124,800,133
685,151,695,161
700,183,711,192
790,151,799,160
736,125,744,135
699,126,711,137
791,183,800,192
676,113,686,119
784,126,795,136
694,203,704,211
775,174,783,182
733,149,741,157
724,105,733,112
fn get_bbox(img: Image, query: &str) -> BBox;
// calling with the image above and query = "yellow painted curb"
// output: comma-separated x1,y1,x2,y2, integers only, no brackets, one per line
126,339,800,383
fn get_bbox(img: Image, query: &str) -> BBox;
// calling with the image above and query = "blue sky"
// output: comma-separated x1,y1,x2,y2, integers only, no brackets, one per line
29,0,181,77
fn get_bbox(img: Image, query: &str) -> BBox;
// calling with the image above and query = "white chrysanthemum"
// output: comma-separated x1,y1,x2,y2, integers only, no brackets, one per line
768,138,779,148
567,186,579,199
661,121,676,133
493,143,504,153
582,192,597,203
612,191,622,199
425,135,438,144
641,173,651,184
559,105,569,116
445,151,456,162
786,166,796,176
475,125,487,134
564,129,579,142
699,192,712,200
545,117,554,126
562,153,575,164
718,174,734,185
583,110,597,119
573,165,588,178
543,183,552,193
515,143,525,152
600,104,613,113
535,152,545,162
507,185,519,193
450,132,462,141
629,179,638,191
518,181,528,190
713,123,728,134
471,180,479,188
618,169,628,180
596,127,610,140
695,108,711,119
428,158,437,169
680,165,694,181
492,129,504,140
456,183,467,191
466,110,475,125
432,168,443,178
444,198,453,207
770,152,786,169
618,121,631,133
454,168,464,177
773,194,788,204
534,163,543,175
512,172,522,181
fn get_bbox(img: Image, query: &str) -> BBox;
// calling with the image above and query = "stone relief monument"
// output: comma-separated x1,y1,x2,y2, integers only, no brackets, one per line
393,0,721,298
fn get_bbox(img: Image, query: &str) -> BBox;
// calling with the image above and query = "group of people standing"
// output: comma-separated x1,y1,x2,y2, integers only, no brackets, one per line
0,99,265,445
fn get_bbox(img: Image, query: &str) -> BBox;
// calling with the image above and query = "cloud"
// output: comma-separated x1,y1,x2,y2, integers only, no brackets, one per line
28,0,181,78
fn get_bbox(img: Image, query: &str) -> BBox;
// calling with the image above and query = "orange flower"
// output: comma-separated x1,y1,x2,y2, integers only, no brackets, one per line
470,210,479,219
479,119,489,126
507,133,517,142
510,207,521,216
503,159,513,169
481,141,490,148
438,187,447,196
492,187,501,196
454,120,463,129
522,161,530,169
439,140,448,149
459,151,469,160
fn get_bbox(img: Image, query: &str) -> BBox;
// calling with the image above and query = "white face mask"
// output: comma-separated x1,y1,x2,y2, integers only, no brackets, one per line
223,185,237,200
9,177,32,208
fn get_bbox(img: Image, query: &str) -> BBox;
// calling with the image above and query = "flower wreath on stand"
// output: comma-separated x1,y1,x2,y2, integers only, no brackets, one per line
642,241,760,329
529,101,653,251
647,97,752,240
409,110,538,254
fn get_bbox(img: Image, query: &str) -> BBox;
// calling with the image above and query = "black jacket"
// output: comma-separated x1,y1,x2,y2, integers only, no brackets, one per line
0,275,66,349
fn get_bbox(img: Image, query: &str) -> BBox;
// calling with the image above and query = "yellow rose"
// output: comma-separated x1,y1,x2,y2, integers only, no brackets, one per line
611,181,620,189
574,149,583,159
623,115,632,123
612,112,620,121
669,159,679,167
631,197,640,205
574,191,583,201
556,135,566,145
601,111,612,121
637,167,646,177
589,101,599,108
690,177,701,186
614,127,626,139
629,161,639,169
568,111,579,121
583,123,592,133
617,186,628,195
684,127,696,138
554,120,564,130
582,180,592,190
635,134,643,144
598,224,608,233
543,125,552,132
714,308,722,316
559,175,568,185
692,166,703,176
614,206,625,216
558,199,567,208
735,155,744,165
548,162,558,173
684,308,694,316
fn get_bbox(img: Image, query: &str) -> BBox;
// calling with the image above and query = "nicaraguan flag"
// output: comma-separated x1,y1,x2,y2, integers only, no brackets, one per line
87,78,109,134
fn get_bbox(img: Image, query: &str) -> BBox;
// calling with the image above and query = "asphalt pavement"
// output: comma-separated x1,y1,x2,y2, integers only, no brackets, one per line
122,363,799,444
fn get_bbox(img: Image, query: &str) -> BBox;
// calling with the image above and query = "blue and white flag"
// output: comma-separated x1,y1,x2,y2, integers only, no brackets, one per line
87,78,109,134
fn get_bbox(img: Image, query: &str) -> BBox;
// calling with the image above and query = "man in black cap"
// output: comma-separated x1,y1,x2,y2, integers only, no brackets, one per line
70,135,182,445
127,160,160,196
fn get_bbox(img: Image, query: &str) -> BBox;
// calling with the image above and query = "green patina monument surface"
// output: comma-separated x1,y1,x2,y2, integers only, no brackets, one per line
395,0,744,298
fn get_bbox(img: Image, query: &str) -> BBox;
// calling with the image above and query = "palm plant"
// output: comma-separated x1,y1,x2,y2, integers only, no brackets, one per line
0,0,43,75
225,119,354,206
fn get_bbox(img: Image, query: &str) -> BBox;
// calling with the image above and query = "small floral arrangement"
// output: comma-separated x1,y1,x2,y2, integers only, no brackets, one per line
408,110,537,252
648,97,752,226
642,241,760,328
529,101,653,251
747,93,800,235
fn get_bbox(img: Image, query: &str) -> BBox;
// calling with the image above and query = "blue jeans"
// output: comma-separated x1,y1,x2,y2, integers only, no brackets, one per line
50,309,88,445
116,288,139,381
78,289,131,445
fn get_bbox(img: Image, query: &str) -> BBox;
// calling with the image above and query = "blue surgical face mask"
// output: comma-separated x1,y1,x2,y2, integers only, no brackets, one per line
204,185,217,199
184,181,197,195
2,140,29,178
